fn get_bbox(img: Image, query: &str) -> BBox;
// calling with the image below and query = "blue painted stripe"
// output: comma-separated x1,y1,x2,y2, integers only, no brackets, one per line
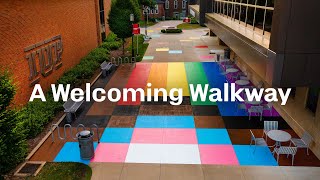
135,116,195,128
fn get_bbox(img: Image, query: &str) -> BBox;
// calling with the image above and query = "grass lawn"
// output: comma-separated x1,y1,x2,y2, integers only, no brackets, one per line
27,162,92,180
127,34,149,62
177,23,203,30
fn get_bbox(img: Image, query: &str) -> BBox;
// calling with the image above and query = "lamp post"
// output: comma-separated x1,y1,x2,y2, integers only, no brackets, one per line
130,14,135,58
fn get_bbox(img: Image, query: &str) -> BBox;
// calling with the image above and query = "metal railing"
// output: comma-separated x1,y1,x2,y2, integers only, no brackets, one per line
50,123,100,143
110,56,136,67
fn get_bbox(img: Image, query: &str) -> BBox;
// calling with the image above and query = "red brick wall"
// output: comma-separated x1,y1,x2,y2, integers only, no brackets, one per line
0,0,109,105
165,0,189,18
104,0,112,35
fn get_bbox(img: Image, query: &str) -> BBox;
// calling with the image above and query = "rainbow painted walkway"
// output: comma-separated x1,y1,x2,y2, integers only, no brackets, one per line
52,62,286,166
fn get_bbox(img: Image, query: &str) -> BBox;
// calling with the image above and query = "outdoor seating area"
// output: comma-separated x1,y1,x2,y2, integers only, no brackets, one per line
217,58,280,118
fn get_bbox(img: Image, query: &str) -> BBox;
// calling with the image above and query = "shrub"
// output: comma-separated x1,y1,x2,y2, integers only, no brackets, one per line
161,28,182,33
105,32,118,42
0,72,27,175
0,71,15,111
190,17,198,24
100,41,122,50
0,109,28,174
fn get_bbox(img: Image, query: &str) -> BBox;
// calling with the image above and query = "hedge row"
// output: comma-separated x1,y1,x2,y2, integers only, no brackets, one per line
161,28,183,33
0,31,122,175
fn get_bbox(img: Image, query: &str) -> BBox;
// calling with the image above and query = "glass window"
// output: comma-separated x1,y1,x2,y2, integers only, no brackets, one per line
240,4,247,22
165,0,169,9
264,10,273,32
256,0,266,6
234,4,240,20
306,87,320,114
182,0,187,9
248,0,256,5
174,0,178,9
246,6,255,26
267,0,275,7
223,3,227,16
155,5,159,14
254,8,264,30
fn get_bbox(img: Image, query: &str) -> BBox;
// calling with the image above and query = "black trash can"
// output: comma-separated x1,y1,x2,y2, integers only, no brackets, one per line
77,130,95,160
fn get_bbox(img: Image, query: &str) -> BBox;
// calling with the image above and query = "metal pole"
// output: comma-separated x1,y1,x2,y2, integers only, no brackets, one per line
137,35,139,55
132,32,134,58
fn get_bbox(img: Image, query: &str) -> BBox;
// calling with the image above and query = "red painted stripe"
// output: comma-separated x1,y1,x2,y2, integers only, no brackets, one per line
118,63,152,105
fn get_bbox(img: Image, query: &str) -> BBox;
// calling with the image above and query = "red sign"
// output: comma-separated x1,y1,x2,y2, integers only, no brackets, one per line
183,17,191,23
132,24,140,34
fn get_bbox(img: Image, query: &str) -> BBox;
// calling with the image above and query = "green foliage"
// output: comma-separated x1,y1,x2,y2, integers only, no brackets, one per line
16,93,63,138
138,0,156,7
128,35,149,62
105,32,119,42
0,110,28,174
161,28,183,33
0,73,27,175
57,47,109,86
108,0,141,40
0,71,15,111
0,38,112,175
190,17,198,24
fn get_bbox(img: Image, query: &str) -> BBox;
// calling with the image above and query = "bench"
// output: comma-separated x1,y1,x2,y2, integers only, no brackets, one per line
100,61,113,77
63,99,84,123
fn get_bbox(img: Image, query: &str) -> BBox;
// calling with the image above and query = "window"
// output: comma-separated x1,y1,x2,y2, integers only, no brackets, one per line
213,0,274,34
165,0,169,9
174,0,178,9
98,0,105,41
182,0,187,9
306,87,320,114
155,5,159,14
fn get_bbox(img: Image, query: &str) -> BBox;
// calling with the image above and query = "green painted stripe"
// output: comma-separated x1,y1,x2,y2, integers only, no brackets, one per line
184,62,216,105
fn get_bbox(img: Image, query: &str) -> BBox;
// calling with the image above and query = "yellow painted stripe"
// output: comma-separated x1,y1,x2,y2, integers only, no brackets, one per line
156,48,169,52
189,37,200,40
145,63,168,96
180,39,193,42
147,30,154,33
166,62,190,96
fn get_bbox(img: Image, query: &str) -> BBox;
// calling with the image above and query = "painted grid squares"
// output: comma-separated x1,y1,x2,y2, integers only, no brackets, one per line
125,144,201,164
199,145,239,165
54,142,98,165
233,145,278,166
100,128,133,143
196,129,232,144
135,116,195,128
91,143,129,163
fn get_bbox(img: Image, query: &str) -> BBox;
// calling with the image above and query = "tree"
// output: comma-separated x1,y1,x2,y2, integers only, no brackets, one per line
108,0,141,54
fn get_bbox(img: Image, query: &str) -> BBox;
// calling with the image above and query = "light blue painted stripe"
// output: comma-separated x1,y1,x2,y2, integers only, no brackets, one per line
135,116,195,128
169,50,183,54
151,34,161,38
100,128,134,143
143,56,154,60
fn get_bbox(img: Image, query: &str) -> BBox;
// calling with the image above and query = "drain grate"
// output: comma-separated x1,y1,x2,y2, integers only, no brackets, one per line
14,161,46,177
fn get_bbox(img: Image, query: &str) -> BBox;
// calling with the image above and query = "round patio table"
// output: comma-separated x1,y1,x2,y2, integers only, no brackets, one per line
235,80,250,86
226,68,239,73
267,130,291,148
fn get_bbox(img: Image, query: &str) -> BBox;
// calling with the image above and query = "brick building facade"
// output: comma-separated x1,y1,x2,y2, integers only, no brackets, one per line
142,0,190,20
0,0,111,105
